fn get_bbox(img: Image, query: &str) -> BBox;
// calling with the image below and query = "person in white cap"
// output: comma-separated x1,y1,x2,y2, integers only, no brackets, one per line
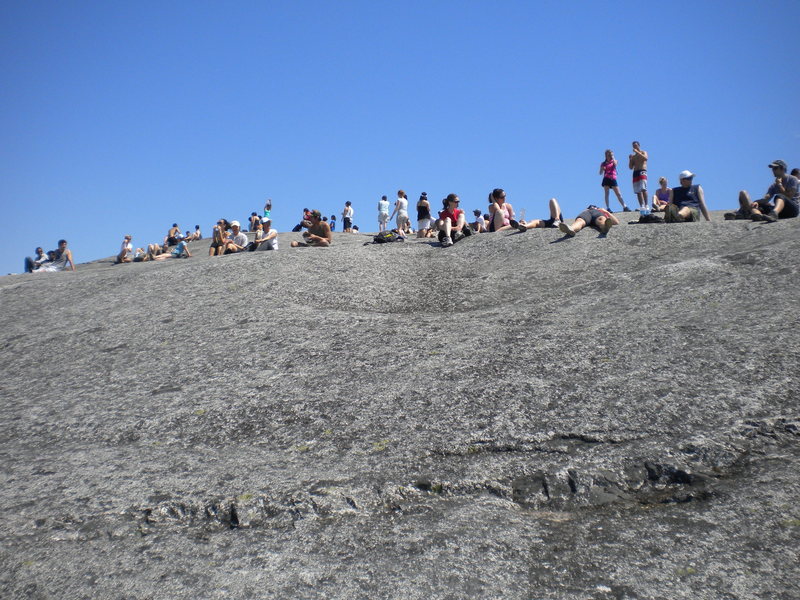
221,221,249,254
736,160,799,222
665,171,710,222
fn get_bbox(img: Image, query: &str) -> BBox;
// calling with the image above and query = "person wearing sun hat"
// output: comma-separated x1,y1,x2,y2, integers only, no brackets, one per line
665,170,710,223
736,160,800,223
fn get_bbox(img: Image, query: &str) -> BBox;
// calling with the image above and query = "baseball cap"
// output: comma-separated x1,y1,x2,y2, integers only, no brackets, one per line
678,170,695,180
230,220,241,227
768,159,788,170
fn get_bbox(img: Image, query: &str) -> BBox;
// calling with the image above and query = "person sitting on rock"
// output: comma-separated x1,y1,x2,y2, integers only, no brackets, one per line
35,239,75,272
24,246,48,273
559,205,619,237
515,198,564,232
165,223,182,246
665,171,710,223
116,235,133,263
248,212,261,232
251,218,279,251
436,194,470,247
487,188,518,232
736,159,799,222
291,210,332,247
222,221,249,254
652,177,671,212
209,219,230,256
471,209,487,233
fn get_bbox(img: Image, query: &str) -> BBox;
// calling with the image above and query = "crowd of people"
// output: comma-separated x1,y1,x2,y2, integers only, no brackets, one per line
22,152,800,273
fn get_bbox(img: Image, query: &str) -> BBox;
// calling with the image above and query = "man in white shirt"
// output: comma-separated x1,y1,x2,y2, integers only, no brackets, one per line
254,218,279,251
116,235,133,263
222,221,249,254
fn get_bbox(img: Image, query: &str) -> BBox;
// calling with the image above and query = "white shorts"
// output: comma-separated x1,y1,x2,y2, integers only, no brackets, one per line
378,212,389,224
396,213,409,228
417,218,432,230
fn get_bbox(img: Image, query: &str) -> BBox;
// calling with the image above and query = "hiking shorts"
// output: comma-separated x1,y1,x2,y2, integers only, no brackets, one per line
760,195,799,219
601,177,618,188
577,208,603,227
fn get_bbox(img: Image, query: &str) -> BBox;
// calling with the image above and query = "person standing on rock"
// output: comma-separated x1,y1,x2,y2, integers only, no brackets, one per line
342,201,354,233
736,160,799,222
416,192,433,238
559,206,619,237
665,171,710,223
389,190,410,232
600,149,629,212
291,210,332,247
628,141,649,211
263,198,272,220
377,195,390,232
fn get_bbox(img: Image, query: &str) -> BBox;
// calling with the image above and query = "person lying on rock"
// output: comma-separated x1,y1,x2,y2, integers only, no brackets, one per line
559,205,619,237
148,239,192,260
735,159,799,223
291,210,332,247
515,197,564,232
436,193,471,247
665,171,710,223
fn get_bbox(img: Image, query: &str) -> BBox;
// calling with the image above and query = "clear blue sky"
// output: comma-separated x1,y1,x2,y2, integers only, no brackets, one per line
1,1,798,274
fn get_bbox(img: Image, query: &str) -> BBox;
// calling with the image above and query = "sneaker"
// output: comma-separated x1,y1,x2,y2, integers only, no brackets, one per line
516,221,527,233
751,213,765,222
724,212,737,220
622,206,632,212
452,230,465,243
509,219,520,230
441,235,453,247
559,222,575,237
461,226,472,237
763,211,778,223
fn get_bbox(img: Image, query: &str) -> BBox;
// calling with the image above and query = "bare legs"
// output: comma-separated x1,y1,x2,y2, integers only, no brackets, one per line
604,186,626,211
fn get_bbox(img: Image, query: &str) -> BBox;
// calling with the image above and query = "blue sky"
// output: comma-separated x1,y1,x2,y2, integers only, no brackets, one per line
1,1,798,274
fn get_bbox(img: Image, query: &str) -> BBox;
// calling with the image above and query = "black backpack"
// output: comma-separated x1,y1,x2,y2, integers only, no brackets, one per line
372,231,404,244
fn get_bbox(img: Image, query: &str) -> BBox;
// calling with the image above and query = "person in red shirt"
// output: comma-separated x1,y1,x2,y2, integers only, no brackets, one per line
436,194,470,247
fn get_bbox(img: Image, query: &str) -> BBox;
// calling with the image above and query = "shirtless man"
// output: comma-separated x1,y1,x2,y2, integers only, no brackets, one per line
628,141,649,211
291,210,332,247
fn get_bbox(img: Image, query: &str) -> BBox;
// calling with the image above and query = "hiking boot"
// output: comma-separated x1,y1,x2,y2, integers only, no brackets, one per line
452,230,465,243
665,204,679,223
516,221,528,233
441,235,453,247
750,213,765,222
763,211,778,223
559,222,575,237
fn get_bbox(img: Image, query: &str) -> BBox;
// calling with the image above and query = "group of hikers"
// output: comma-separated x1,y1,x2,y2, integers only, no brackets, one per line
21,150,800,272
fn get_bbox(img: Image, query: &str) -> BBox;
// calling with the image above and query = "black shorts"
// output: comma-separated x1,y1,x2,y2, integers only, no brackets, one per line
542,214,564,228
577,208,603,227
343,217,352,229
601,178,618,188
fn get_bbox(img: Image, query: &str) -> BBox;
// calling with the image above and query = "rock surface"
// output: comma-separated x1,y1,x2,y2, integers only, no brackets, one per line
1,212,798,599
